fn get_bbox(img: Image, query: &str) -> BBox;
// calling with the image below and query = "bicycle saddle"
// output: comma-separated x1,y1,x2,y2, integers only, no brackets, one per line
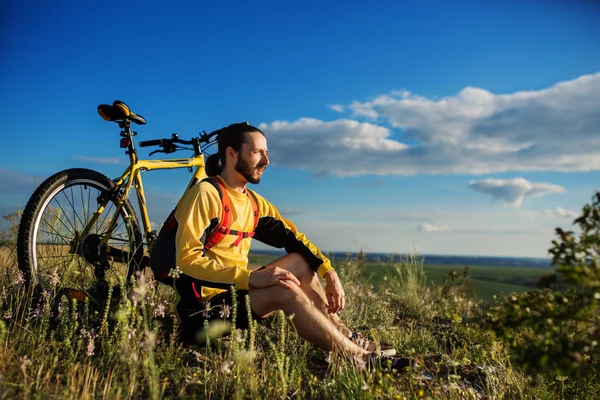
98,100,146,125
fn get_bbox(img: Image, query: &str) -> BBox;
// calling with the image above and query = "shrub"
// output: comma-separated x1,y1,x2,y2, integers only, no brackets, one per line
484,192,600,377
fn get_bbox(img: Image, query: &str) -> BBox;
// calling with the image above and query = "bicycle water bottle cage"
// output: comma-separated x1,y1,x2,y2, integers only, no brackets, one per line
98,100,146,125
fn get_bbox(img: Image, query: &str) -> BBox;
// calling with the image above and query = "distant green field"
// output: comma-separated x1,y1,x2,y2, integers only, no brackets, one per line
249,252,554,302
361,262,554,302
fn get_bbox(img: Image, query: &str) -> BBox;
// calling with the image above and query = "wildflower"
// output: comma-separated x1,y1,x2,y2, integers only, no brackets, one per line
80,328,97,356
141,331,157,350
29,303,43,320
50,269,60,287
127,327,137,340
168,266,182,279
131,271,148,305
234,330,244,343
201,302,212,318
3,311,12,320
153,303,166,318
20,355,31,370
361,381,370,391
219,304,232,319
12,271,25,286
418,389,424,397
219,359,234,374
595,292,600,300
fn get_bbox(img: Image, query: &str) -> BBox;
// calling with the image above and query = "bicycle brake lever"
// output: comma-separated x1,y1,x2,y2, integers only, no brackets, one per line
148,149,164,157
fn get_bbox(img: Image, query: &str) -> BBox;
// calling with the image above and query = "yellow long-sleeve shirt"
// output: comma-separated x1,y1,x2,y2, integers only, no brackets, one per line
174,176,334,301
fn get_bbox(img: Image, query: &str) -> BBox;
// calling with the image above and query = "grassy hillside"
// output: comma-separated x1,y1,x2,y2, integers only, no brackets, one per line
1,244,598,399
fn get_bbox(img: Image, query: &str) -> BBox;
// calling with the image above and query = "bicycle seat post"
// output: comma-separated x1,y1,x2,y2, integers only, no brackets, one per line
118,120,138,160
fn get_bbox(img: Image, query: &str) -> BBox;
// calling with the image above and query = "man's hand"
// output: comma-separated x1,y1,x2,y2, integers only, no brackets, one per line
249,266,300,290
324,270,345,313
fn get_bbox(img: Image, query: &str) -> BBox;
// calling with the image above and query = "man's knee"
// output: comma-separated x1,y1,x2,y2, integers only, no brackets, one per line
275,283,309,308
251,284,309,317
286,253,315,282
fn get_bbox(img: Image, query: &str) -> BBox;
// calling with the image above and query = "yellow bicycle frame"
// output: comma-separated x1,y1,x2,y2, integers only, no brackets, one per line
81,144,207,256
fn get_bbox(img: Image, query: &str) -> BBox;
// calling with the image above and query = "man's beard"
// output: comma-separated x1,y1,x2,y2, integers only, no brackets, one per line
235,156,265,184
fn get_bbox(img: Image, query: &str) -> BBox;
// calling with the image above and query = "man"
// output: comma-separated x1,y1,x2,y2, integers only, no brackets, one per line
171,123,400,369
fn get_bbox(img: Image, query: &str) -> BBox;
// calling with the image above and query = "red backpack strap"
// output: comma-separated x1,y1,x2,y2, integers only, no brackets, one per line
203,177,261,249
228,189,260,247
203,176,232,251
246,188,260,232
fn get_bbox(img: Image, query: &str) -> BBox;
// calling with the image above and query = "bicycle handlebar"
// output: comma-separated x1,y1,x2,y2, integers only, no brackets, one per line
139,128,222,149
137,128,222,157
138,139,164,147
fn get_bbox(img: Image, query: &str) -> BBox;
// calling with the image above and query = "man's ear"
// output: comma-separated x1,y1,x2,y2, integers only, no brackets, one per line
226,146,238,162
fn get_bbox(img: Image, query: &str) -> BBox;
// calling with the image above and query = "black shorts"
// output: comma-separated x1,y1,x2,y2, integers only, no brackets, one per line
175,270,264,346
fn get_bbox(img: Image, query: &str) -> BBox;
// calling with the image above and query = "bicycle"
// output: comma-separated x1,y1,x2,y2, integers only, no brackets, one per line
17,100,222,300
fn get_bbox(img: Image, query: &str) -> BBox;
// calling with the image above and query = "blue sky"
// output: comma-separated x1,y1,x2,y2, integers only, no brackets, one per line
1,0,599,257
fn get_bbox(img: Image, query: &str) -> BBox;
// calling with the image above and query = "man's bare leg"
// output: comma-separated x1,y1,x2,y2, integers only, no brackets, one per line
264,253,352,337
249,282,366,360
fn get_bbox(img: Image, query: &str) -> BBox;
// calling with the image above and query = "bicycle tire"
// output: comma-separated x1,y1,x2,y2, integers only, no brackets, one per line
17,168,144,293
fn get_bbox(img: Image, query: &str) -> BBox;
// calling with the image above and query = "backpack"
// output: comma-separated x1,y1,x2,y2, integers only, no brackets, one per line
150,176,259,285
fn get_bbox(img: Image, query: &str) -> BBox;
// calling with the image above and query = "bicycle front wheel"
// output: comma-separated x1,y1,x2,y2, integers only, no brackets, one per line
17,168,144,293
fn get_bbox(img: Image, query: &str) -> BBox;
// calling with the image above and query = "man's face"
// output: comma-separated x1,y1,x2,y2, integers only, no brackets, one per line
234,131,269,184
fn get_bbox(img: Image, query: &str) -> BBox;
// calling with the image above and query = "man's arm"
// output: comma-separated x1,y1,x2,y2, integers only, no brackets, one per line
250,192,334,278
250,191,345,312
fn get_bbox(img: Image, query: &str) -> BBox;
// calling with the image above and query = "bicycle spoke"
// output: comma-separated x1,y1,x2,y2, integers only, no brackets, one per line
44,204,75,238
80,184,89,223
38,256,75,281
104,218,128,239
62,187,86,231
95,202,116,234
37,254,75,259
38,222,72,245
51,198,78,235
104,236,131,243
38,255,74,273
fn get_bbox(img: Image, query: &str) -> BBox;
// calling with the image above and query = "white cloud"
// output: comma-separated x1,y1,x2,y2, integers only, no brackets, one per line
520,207,579,219
259,118,407,176
543,207,579,219
261,72,600,177
467,177,564,207
419,222,452,233
71,155,122,165
328,104,345,113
